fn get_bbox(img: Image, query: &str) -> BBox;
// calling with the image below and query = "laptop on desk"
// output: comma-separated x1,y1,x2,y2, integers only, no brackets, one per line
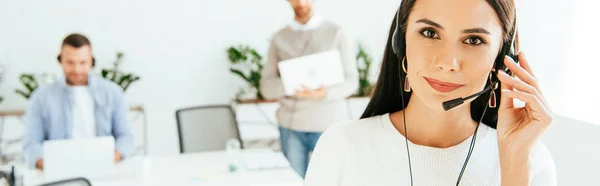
278,50,346,96
43,136,118,182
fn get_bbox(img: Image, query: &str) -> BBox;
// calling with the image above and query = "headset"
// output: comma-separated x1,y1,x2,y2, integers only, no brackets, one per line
57,55,96,67
391,7,518,186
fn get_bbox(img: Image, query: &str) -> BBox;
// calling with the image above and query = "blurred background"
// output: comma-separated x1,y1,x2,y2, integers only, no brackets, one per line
0,0,598,185
0,0,400,156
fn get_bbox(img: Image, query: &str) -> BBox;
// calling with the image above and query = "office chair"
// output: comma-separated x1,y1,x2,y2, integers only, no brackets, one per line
175,105,243,153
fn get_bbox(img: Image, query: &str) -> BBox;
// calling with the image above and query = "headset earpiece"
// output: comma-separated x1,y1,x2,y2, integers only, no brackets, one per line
391,9,402,56
497,24,518,76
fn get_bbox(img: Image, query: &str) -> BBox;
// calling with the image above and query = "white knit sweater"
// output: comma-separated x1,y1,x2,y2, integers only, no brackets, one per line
305,113,556,186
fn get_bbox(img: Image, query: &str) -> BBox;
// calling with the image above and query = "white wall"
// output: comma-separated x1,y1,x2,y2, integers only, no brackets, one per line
0,0,598,157
516,0,600,125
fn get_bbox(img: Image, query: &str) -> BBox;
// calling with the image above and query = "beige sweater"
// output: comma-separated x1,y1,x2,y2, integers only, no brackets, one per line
260,21,359,132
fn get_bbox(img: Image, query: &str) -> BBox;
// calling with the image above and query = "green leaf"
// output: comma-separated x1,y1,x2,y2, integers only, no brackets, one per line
114,52,125,67
98,52,140,92
121,81,130,91
111,71,119,82
101,69,109,78
230,69,251,82
227,46,248,64
16,74,38,97
226,44,266,100
355,43,374,97
114,73,140,92
249,71,261,88
118,74,131,85
122,76,140,92
250,49,262,62
256,91,264,100
130,76,140,82
15,89,30,99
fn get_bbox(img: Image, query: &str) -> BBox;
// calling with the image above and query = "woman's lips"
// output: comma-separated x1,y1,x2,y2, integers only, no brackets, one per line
424,77,464,93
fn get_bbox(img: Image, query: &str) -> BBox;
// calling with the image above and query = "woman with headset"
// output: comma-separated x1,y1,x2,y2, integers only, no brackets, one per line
304,0,556,185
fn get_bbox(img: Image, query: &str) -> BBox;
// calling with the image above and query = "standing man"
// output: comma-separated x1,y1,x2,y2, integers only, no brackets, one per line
260,0,359,178
23,33,134,170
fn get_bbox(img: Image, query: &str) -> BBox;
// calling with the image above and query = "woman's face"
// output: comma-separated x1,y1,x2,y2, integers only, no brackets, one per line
405,0,505,111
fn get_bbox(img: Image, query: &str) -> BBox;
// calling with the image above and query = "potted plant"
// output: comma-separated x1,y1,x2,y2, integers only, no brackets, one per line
15,74,39,99
14,72,57,100
226,45,268,103
100,52,144,112
100,52,140,92
226,45,279,138
355,44,375,97
348,44,376,119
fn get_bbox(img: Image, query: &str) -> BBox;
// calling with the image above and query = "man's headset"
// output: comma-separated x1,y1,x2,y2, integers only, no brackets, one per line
390,7,518,186
57,55,96,67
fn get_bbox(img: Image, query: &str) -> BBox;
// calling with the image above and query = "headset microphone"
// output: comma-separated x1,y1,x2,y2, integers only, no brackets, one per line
442,81,497,111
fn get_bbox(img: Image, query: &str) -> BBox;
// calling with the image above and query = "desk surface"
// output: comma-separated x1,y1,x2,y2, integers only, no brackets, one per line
24,150,302,186
0,106,144,117
0,110,24,117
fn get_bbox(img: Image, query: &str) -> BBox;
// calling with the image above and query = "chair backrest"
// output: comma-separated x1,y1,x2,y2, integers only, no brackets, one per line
39,178,91,186
175,105,243,153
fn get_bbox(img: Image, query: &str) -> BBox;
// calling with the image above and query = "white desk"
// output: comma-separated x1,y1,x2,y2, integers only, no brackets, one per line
23,150,303,186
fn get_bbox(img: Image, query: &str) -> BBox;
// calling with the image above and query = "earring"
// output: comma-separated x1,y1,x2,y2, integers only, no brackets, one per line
488,72,497,108
402,56,411,92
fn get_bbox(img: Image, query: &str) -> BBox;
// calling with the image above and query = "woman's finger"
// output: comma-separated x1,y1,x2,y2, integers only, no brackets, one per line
499,78,514,110
504,56,539,90
502,89,553,126
516,52,547,99
517,52,536,78
501,89,548,115
497,69,545,107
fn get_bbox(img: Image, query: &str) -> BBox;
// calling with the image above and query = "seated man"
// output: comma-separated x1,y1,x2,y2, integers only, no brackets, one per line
23,33,134,169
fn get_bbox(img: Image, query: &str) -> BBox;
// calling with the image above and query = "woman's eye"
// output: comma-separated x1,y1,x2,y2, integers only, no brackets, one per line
464,37,485,45
420,29,439,39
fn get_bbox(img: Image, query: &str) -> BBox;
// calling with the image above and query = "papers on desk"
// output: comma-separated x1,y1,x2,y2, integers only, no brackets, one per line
242,151,291,170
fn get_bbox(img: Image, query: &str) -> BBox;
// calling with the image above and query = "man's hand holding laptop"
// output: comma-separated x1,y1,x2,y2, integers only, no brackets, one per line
295,85,327,100
114,150,123,163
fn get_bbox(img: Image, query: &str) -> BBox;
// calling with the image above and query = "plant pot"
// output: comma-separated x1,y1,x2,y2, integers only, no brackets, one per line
236,98,278,104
